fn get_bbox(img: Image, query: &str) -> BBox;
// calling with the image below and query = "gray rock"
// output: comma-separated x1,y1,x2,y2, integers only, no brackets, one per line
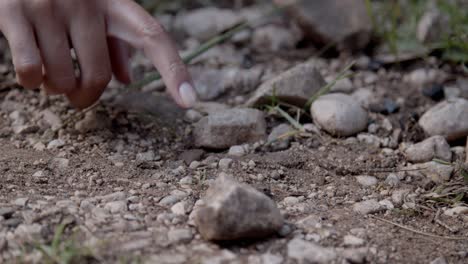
47,139,65,149
343,235,365,247
340,247,368,264
444,206,468,217
405,68,443,87
419,98,468,140
105,201,127,214
13,197,29,207
218,158,233,170
194,174,283,241
190,68,236,101
228,145,247,157
245,61,325,108
41,110,62,131
385,173,400,187
311,93,368,136
355,175,378,187
328,77,354,94
75,111,110,133
167,228,193,244
194,108,267,149
404,136,452,163
391,189,411,206
176,7,242,41
0,207,14,218
49,158,70,170
267,124,295,151
418,161,454,183
171,202,189,215
352,88,375,108
379,199,395,210
430,257,448,264
136,151,157,162
287,238,337,264
353,200,382,215
278,0,372,51
184,109,203,123
252,25,301,52
159,192,188,207
260,253,283,264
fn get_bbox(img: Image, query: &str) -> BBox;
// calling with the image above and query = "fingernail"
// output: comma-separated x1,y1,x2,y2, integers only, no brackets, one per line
179,82,197,108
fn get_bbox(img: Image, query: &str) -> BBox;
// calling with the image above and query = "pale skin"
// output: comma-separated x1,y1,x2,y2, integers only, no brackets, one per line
0,0,197,109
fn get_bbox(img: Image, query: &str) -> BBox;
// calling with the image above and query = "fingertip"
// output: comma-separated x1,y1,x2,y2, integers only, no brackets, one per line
178,82,197,108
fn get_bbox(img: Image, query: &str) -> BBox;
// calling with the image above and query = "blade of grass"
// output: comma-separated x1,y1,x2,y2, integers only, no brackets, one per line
267,105,304,132
305,61,356,108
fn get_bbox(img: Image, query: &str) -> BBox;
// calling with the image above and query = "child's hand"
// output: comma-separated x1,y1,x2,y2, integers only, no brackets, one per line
0,0,197,109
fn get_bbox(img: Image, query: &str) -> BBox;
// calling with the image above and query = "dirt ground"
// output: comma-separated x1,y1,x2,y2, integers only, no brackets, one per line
1,3,468,264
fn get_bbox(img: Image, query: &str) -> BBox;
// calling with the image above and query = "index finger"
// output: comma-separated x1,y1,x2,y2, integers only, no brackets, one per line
103,0,197,108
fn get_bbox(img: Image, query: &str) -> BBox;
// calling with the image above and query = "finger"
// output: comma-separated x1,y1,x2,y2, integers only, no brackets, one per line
27,1,76,94
108,37,132,84
104,0,197,108
0,3,42,89
65,11,112,109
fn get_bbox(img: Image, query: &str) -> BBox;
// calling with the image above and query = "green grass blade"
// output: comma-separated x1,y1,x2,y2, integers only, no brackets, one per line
305,61,355,108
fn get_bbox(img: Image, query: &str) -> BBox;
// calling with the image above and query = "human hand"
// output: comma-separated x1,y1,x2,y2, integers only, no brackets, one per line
0,0,197,109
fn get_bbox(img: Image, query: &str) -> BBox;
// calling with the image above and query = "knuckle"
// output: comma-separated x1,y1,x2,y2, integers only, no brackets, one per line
139,19,166,39
168,60,186,76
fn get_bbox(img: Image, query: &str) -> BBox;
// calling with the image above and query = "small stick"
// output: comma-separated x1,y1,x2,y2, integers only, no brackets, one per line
371,215,468,241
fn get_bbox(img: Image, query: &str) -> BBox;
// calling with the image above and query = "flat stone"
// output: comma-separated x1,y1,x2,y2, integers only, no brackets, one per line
49,158,70,170
0,207,14,218
41,110,62,131
75,111,110,133
430,257,448,264
193,108,266,149
419,98,468,141
136,151,157,162
12,198,28,207
47,139,65,149
267,124,295,151
171,202,189,215
228,145,247,157
179,149,205,165
444,206,468,217
194,173,283,241
340,247,368,264
353,199,382,215
105,201,127,214
218,158,233,170
404,136,452,163
287,238,337,264
419,161,454,183
245,61,325,108
311,93,368,136
343,235,365,247
167,228,193,244
355,175,378,187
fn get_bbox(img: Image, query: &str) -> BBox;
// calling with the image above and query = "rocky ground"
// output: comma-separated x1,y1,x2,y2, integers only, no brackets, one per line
1,1,468,264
